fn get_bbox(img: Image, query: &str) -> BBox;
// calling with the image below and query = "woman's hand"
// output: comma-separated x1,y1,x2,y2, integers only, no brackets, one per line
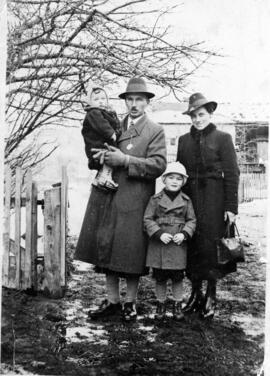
173,233,185,245
160,233,173,244
224,211,236,224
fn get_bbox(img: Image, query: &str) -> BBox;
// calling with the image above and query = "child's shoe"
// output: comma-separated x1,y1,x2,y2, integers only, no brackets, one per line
102,178,118,191
122,302,137,322
172,301,184,321
155,301,166,320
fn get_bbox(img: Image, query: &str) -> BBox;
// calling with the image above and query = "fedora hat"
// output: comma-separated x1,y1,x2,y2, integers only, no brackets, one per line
183,93,217,115
119,77,155,99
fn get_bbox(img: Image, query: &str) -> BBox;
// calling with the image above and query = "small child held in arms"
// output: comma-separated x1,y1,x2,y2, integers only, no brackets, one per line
81,83,121,191
144,162,196,320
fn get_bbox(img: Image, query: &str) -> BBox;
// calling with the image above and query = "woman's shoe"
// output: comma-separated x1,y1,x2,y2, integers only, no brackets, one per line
155,301,166,320
122,302,137,322
201,279,216,319
172,301,184,321
182,281,204,314
201,297,216,319
88,299,122,320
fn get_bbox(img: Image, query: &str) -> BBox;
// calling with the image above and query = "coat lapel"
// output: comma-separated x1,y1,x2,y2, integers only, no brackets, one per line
118,114,147,142
159,190,186,213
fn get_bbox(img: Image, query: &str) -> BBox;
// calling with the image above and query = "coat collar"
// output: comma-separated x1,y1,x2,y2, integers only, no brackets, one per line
190,123,216,138
118,114,147,142
159,189,186,212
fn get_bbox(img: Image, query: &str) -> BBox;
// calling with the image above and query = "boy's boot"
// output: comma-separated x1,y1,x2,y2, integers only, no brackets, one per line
172,301,184,321
155,301,166,320
122,302,137,322
201,279,216,319
182,280,204,314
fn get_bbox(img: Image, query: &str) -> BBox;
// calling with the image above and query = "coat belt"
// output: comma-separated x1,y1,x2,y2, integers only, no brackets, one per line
156,217,185,225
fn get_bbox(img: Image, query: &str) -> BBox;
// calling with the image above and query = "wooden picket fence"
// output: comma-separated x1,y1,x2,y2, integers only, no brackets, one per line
238,172,268,203
2,166,68,298
166,154,268,203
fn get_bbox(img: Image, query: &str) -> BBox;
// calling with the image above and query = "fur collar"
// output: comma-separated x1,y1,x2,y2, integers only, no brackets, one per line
190,123,216,138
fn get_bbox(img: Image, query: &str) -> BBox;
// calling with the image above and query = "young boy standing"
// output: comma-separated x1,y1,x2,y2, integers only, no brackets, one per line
144,162,196,320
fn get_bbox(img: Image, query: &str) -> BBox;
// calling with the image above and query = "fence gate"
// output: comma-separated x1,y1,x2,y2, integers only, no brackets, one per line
2,166,68,298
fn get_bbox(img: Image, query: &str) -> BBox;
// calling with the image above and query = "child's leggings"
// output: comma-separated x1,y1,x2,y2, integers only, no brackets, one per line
156,280,184,302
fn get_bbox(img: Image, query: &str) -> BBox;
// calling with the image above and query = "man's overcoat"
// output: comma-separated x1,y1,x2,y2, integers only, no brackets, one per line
75,114,167,275
144,189,196,270
177,123,240,279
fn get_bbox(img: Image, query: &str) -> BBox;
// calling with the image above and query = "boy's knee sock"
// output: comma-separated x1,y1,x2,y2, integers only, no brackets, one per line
172,280,184,302
155,281,167,302
106,274,120,304
126,277,139,303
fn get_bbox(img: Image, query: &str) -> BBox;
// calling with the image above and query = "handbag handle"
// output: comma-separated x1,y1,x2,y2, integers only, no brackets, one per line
224,221,241,239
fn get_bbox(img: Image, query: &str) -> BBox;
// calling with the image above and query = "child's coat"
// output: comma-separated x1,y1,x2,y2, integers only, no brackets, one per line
144,189,196,270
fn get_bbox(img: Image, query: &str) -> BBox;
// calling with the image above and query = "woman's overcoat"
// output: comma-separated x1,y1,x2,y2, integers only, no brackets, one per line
144,189,196,270
75,114,167,275
176,123,240,279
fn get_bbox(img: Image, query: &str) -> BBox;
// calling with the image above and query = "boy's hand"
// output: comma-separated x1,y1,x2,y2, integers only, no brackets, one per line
173,233,185,245
160,233,173,244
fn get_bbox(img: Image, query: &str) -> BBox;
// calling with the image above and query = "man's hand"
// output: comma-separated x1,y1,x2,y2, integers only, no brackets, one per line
160,233,173,244
104,145,128,167
173,233,185,245
224,211,236,224
91,148,107,164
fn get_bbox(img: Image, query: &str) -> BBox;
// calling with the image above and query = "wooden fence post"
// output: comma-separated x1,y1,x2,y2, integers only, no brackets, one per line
14,167,22,289
43,186,63,298
24,170,38,290
32,181,38,290
60,166,68,289
2,166,11,287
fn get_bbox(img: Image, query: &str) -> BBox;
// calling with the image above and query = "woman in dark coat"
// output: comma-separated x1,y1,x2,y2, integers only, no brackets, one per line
176,93,240,319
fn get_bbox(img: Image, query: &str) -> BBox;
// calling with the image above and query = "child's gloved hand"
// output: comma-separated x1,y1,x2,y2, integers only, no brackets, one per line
160,233,173,244
173,233,185,245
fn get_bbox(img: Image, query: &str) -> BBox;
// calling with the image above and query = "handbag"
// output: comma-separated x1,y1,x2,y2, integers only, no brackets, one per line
217,222,245,265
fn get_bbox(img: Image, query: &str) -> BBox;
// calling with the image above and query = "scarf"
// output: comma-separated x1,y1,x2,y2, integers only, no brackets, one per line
164,188,181,201
190,123,216,186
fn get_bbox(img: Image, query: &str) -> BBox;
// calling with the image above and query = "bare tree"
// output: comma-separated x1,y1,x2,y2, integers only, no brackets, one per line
6,0,218,171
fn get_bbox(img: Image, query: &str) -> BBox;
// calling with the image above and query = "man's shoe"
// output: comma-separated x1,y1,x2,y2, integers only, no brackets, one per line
88,299,121,320
122,302,137,322
155,301,166,320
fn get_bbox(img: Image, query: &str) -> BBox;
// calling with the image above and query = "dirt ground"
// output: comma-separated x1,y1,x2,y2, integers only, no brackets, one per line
1,200,267,376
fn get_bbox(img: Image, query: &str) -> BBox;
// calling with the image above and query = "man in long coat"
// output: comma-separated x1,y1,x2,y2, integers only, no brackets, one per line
75,77,167,321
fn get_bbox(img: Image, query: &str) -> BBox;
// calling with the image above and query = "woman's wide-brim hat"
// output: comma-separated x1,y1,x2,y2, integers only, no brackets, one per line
119,77,155,99
183,92,217,115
